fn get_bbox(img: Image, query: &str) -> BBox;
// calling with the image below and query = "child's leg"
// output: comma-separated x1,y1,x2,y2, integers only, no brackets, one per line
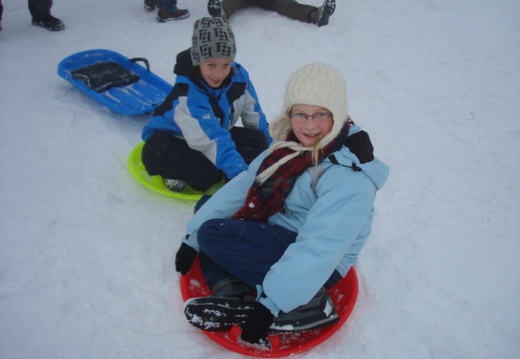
220,0,254,19
198,218,298,288
199,217,344,290
156,0,178,11
261,0,316,23
142,131,223,192
229,127,269,164
28,0,53,19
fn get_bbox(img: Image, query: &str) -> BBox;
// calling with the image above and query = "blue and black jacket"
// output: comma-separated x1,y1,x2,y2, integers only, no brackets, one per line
141,49,272,179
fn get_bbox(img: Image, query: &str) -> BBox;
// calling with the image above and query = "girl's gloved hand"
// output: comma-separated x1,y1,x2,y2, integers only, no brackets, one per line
240,302,274,347
345,130,374,163
175,242,197,275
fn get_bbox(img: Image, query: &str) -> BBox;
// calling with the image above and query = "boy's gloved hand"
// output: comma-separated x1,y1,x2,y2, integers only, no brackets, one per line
345,130,374,163
175,242,197,275
240,302,274,347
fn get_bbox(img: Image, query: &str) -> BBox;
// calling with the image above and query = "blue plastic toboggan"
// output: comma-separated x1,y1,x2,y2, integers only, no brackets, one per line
58,49,172,115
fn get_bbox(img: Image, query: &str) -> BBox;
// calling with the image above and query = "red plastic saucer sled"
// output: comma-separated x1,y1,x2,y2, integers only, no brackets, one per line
180,257,359,357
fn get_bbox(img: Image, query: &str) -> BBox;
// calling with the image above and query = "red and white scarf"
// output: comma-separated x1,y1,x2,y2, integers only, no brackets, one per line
232,123,350,222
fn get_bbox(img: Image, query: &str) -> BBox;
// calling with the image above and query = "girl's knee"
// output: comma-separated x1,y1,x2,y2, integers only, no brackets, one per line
198,219,226,248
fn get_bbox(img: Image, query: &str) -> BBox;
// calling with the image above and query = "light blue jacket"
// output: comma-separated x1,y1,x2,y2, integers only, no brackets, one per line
184,125,389,314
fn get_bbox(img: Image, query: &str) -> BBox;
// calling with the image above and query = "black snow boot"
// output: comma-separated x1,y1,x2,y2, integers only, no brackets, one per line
32,14,65,31
207,0,224,18
184,287,338,332
314,0,336,27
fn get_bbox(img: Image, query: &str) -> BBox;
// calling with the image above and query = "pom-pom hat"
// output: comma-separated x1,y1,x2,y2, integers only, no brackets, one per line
270,63,349,149
190,17,236,66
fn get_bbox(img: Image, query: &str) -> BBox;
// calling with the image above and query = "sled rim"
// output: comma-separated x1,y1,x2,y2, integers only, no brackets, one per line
180,257,358,357
128,142,223,200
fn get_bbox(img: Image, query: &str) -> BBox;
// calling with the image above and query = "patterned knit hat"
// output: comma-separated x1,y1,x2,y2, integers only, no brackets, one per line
270,63,349,149
190,17,236,66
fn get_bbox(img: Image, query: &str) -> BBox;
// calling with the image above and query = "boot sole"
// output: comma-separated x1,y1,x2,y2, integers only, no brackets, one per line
184,297,255,331
207,0,222,17
184,296,339,332
316,0,336,27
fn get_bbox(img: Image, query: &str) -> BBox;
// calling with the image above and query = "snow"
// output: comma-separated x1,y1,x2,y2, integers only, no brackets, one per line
1,0,519,358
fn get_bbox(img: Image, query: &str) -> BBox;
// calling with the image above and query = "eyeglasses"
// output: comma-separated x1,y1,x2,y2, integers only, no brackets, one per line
289,112,332,123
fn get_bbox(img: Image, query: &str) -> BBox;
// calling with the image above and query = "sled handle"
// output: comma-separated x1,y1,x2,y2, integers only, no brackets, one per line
228,326,282,350
129,57,150,72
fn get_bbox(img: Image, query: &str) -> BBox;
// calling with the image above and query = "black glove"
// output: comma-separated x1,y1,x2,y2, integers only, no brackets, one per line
240,302,275,347
344,130,374,164
175,242,197,275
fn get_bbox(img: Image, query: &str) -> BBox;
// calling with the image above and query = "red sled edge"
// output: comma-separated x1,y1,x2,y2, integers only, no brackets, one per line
180,257,358,357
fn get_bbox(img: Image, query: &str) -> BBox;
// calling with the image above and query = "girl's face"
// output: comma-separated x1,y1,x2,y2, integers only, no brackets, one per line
199,58,233,88
289,104,334,147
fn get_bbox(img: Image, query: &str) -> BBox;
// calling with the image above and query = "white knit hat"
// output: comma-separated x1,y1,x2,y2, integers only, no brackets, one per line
270,63,348,149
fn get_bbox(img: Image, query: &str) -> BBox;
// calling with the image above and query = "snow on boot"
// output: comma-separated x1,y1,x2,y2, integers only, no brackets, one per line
184,287,339,333
315,0,336,27
184,296,257,331
207,0,223,18
163,178,187,192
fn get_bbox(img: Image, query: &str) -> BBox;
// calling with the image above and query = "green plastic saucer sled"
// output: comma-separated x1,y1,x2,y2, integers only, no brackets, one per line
128,142,223,200
180,257,359,357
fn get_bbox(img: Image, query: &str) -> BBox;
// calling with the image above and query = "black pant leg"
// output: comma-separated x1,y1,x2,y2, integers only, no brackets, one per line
229,127,269,165
142,131,223,192
28,0,53,19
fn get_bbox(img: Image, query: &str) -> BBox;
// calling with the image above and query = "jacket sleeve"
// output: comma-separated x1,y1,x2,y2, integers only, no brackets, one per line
184,151,265,250
239,79,273,145
261,167,377,314
141,83,188,141
174,93,249,179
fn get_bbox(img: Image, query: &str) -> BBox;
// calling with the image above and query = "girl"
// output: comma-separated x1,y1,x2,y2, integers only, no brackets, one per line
175,63,389,346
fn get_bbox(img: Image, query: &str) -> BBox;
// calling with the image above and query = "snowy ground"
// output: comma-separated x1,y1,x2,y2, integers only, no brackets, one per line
1,0,519,358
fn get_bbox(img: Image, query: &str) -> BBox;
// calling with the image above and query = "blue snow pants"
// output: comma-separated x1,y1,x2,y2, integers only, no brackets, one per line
197,218,342,292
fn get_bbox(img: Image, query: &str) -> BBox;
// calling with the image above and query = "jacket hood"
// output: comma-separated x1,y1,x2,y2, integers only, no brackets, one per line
174,49,195,79
174,48,233,93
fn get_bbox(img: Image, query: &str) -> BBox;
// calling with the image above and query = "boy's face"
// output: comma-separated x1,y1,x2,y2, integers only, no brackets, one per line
199,58,232,88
